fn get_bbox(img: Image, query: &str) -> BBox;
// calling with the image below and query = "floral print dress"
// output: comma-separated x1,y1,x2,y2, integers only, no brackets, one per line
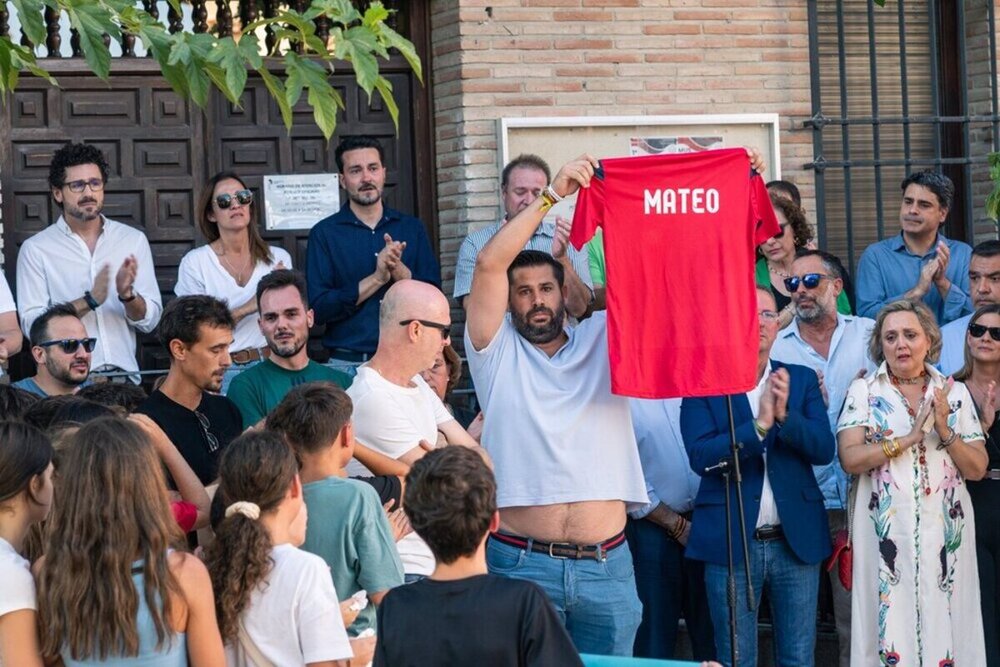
838,363,985,666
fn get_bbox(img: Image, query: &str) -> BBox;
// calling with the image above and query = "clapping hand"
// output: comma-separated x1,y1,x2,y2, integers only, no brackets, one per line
116,255,139,299
551,216,572,260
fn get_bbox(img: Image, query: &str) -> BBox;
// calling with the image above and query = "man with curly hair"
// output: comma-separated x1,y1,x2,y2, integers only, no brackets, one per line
16,142,162,384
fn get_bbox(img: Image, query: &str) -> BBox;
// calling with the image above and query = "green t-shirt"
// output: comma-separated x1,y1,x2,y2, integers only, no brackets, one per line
226,358,352,429
586,228,606,287
302,476,405,635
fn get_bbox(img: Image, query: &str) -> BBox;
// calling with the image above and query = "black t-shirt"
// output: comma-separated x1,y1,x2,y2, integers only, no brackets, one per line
135,390,243,485
352,474,402,509
373,574,583,667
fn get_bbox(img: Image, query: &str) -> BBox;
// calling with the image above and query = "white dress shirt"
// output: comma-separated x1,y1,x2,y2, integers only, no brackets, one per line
939,313,972,377
16,216,162,375
748,362,780,527
0,273,15,379
628,398,702,519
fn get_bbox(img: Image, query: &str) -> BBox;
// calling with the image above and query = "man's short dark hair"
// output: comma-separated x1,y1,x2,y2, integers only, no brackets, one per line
77,382,148,414
335,136,385,172
901,170,954,210
48,142,110,190
256,269,308,310
157,295,234,352
29,303,81,346
973,240,1000,259
404,447,496,565
766,180,801,207
794,248,843,280
267,383,353,455
501,154,551,190
507,250,565,288
0,385,41,420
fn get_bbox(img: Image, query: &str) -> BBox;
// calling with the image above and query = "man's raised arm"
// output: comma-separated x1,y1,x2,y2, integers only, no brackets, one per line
465,155,600,350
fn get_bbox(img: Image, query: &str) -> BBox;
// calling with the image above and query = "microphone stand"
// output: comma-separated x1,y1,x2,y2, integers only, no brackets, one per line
704,395,756,667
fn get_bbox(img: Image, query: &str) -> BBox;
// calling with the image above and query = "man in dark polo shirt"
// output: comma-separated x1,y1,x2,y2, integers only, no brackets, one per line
306,136,440,365
135,295,242,485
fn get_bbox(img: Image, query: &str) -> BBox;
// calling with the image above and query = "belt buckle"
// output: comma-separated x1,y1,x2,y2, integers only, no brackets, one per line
547,542,570,559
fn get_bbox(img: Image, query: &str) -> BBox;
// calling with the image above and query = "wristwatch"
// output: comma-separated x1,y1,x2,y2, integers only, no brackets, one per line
83,290,100,311
538,185,563,212
118,290,137,303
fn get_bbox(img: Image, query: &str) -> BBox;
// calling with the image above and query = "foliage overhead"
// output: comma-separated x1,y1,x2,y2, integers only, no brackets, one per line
0,0,422,140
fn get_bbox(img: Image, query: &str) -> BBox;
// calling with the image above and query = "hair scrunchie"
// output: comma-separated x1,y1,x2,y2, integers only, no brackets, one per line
225,501,261,520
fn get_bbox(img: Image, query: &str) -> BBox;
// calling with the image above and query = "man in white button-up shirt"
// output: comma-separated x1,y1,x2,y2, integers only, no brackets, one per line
15,143,161,381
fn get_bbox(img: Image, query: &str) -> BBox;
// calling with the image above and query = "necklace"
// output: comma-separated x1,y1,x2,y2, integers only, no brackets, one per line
889,370,928,386
216,245,252,286
767,262,791,278
889,369,933,496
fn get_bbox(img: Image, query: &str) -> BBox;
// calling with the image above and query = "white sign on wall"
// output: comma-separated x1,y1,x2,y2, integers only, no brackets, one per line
263,173,341,231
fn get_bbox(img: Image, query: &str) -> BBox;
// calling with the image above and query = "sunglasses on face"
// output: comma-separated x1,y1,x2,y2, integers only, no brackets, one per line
399,319,451,338
215,190,253,209
783,273,836,292
969,323,1000,341
38,337,96,354
65,178,104,193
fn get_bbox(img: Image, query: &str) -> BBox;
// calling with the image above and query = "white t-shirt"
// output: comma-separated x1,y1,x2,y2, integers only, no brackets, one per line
465,312,647,509
346,366,454,576
173,245,292,353
225,544,352,666
0,537,36,666
0,274,14,380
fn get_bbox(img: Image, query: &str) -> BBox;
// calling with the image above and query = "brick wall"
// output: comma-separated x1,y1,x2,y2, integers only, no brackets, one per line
429,0,817,297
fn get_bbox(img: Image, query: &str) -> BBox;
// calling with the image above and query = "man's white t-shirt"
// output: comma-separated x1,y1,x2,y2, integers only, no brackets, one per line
347,365,454,575
226,544,352,666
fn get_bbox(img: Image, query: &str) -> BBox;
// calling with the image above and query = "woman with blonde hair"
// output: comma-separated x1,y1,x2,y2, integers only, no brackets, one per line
205,430,356,666
35,417,224,666
837,299,987,665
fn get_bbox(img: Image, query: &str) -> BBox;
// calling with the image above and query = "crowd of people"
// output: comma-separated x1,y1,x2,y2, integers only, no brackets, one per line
0,136,997,667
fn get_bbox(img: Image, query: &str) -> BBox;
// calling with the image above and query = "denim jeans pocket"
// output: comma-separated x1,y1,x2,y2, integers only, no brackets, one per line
601,548,636,581
486,540,527,573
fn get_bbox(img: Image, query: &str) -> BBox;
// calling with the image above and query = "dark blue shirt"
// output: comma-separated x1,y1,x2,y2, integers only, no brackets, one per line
306,202,441,354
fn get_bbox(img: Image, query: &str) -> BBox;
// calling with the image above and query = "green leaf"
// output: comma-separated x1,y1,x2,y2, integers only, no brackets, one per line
183,58,211,107
167,36,191,65
11,0,47,47
308,81,339,141
64,1,119,80
307,0,362,25
207,37,248,104
237,33,263,70
166,0,182,16
283,52,343,140
362,2,391,29
259,66,293,131
377,22,422,83
373,75,399,129
0,38,20,98
872,0,886,6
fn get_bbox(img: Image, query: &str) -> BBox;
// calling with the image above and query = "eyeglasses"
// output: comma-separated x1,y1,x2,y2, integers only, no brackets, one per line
759,310,779,322
770,223,790,241
783,273,837,293
215,190,253,209
65,178,104,193
969,323,1000,341
38,337,96,354
399,319,451,338
195,411,220,453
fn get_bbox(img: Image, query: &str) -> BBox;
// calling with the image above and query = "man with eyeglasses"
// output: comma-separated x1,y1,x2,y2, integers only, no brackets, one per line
939,241,1000,375
769,249,876,667
15,142,162,384
135,295,242,486
13,302,93,397
345,279,480,582
307,136,441,368
681,286,834,666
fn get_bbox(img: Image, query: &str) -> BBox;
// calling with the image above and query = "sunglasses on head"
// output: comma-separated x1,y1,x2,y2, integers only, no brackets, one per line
38,337,96,354
783,273,836,292
969,323,1000,341
215,190,253,209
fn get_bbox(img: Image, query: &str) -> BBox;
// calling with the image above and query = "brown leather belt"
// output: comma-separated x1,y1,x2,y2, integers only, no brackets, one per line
230,347,270,365
490,530,626,561
754,524,784,541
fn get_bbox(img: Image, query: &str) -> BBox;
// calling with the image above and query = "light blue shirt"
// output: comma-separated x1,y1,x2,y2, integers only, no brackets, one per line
939,313,971,376
770,313,877,509
627,398,701,519
855,232,972,325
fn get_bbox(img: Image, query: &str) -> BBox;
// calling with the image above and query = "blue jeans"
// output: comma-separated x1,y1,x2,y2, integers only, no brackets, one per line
703,535,820,667
626,518,715,660
220,359,261,395
486,536,642,656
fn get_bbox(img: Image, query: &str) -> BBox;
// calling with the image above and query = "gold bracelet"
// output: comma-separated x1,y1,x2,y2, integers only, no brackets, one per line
881,439,893,459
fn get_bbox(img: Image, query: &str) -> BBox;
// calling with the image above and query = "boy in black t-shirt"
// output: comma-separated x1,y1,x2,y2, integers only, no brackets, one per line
374,447,582,667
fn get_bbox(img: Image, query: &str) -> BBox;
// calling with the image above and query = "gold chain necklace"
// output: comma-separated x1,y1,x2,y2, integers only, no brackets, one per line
216,245,252,285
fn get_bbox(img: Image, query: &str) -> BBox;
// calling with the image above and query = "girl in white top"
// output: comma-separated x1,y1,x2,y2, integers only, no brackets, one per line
204,430,359,667
0,421,54,667
174,172,292,382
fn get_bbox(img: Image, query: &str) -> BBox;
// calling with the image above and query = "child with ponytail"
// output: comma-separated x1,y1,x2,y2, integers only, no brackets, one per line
205,429,356,666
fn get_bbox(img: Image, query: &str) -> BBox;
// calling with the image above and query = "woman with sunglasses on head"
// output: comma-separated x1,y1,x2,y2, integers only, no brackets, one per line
0,421,54,667
953,303,1000,663
175,172,292,392
756,193,852,328
35,416,225,667
837,299,987,665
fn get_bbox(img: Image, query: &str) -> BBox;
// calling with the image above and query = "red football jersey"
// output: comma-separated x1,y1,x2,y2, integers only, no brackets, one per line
570,148,780,398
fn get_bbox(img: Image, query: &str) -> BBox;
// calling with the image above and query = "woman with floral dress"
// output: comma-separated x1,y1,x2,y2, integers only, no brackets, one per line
837,299,988,666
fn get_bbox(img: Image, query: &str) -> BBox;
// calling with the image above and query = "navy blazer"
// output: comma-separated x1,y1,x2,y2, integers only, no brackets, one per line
680,360,834,567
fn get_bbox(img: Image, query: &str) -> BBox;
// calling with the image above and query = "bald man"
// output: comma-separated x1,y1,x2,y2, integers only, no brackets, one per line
345,280,479,581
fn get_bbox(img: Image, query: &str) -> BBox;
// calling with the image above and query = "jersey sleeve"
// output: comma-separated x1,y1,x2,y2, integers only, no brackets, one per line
569,174,607,251
749,174,781,245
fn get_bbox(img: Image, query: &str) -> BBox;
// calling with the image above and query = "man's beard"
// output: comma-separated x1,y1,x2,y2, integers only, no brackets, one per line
268,334,306,358
348,186,381,207
65,199,103,222
46,357,89,386
794,298,829,323
512,303,566,344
